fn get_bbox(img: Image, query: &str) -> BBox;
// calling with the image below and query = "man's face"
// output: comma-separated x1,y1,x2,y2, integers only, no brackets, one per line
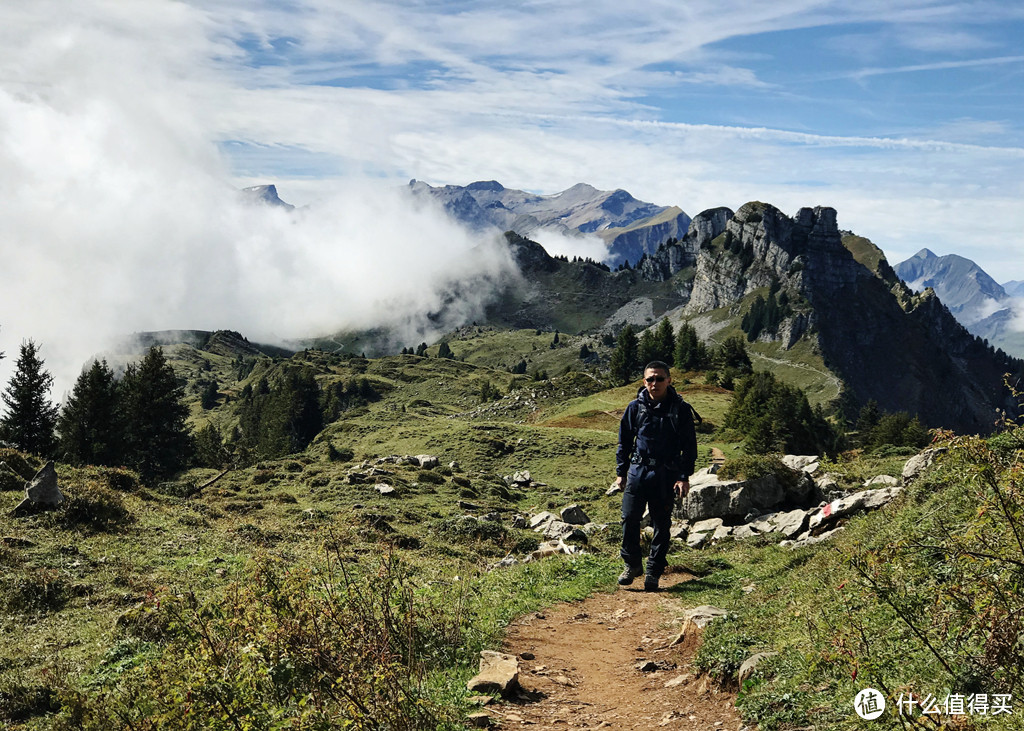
643,367,670,401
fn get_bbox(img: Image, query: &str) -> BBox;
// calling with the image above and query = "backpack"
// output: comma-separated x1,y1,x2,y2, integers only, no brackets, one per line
636,394,702,435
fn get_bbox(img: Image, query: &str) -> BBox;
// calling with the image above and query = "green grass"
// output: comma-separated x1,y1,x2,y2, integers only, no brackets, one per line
6,334,1020,729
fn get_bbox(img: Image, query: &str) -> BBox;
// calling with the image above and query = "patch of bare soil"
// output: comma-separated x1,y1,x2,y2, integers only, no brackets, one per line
483,569,745,730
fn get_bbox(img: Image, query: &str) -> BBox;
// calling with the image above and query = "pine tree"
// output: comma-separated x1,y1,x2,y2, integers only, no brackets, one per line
716,335,753,374
609,325,639,385
674,323,708,371
437,342,454,359
58,359,125,466
0,340,58,456
653,318,675,366
121,347,193,481
638,329,658,367
200,380,220,410
194,423,226,468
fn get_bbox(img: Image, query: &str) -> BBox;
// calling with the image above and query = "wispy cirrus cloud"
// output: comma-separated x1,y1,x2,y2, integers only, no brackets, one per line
3,0,1024,388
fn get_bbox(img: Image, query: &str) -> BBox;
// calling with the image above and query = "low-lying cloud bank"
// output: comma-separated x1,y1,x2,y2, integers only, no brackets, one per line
0,87,517,400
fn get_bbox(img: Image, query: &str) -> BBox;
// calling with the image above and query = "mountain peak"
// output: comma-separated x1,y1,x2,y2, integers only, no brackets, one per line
466,180,505,192
241,184,294,210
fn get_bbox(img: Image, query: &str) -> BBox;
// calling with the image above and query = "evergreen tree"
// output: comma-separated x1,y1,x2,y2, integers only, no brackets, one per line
437,342,454,359
236,366,324,458
638,329,658,366
415,342,428,357
58,359,124,466
0,340,58,456
609,325,639,385
724,370,839,455
716,335,753,375
121,347,193,481
200,380,220,410
653,318,675,366
510,359,528,375
194,423,227,468
855,400,881,445
674,323,709,370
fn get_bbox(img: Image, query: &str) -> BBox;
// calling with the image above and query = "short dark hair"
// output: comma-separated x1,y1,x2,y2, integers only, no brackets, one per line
644,361,670,373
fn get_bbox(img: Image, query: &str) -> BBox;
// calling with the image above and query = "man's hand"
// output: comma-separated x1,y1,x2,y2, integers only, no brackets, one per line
673,478,690,499
615,475,624,489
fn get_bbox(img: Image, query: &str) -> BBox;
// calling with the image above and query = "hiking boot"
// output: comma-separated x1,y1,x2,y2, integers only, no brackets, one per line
617,565,643,586
644,574,660,592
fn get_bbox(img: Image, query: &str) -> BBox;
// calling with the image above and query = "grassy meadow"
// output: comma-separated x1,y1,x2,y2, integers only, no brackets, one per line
1,327,1022,729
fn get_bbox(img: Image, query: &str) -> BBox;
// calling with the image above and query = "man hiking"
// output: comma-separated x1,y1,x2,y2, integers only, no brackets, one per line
615,360,698,591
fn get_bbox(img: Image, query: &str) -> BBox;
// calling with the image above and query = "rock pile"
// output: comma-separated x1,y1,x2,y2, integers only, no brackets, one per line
672,453,917,549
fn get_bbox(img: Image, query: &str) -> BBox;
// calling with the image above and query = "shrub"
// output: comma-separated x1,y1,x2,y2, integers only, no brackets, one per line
718,454,789,482
0,567,69,613
417,469,445,485
100,468,141,493
70,551,457,729
52,479,131,532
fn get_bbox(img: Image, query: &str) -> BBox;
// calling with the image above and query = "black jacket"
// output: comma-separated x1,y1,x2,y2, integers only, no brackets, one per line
616,385,698,483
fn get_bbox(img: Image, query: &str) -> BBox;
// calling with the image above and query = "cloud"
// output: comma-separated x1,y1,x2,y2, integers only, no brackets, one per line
0,4,517,398
529,229,610,263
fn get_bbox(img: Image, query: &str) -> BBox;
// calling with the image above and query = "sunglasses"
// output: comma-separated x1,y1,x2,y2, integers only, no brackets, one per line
644,375,666,383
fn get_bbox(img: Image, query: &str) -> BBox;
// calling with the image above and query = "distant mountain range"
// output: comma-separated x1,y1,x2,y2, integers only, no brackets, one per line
239,181,1022,433
407,179,690,267
893,248,1024,358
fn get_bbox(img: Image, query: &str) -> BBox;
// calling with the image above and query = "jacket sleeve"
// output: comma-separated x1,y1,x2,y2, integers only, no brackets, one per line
616,402,637,477
677,401,698,480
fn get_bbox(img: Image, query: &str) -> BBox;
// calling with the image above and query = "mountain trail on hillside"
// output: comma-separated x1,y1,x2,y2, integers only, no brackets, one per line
748,351,843,402
488,569,744,730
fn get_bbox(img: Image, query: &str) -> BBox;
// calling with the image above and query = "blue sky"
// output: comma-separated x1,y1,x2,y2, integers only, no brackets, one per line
3,0,1024,389
5,1,1024,273
211,0,1024,275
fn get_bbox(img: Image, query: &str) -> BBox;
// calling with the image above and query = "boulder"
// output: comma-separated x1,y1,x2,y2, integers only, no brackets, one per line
767,508,810,539
466,651,520,697
731,524,762,540
864,475,899,487
581,522,608,536
781,455,820,473
539,520,588,543
529,511,559,530
808,486,902,534
12,461,63,516
527,539,581,561
682,473,786,521
677,605,729,636
686,517,724,547
374,483,396,496
412,455,440,469
784,525,845,548
902,447,947,483
560,504,591,525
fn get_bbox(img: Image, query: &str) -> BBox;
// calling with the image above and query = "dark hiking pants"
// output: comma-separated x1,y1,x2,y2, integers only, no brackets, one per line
620,463,675,577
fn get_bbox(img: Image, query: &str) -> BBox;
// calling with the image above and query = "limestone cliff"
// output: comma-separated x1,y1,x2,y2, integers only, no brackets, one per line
677,201,1020,432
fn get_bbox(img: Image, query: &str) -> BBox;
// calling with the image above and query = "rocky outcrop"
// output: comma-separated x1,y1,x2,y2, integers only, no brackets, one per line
11,461,64,517
671,453,928,549
680,466,818,522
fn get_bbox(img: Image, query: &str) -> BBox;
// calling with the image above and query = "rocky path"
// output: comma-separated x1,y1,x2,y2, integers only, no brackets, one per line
482,569,744,730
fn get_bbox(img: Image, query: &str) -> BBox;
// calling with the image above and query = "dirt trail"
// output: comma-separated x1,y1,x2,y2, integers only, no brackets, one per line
485,569,744,730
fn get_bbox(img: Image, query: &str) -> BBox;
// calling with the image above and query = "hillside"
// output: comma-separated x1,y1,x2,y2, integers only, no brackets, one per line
5,328,1024,729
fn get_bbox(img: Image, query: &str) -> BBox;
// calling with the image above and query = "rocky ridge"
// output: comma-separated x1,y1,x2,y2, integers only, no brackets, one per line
408,179,690,266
